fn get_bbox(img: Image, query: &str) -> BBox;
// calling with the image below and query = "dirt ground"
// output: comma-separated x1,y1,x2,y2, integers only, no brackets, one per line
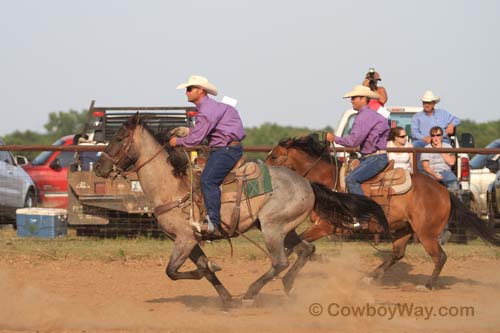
1,248,499,333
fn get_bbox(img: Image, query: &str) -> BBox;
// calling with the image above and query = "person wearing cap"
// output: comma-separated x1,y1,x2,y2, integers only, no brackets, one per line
169,75,246,237
411,90,460,171
362,68,388,111
326,85,390,221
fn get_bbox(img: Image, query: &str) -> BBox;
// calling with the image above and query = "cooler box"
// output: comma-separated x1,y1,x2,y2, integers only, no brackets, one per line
16,208,68,238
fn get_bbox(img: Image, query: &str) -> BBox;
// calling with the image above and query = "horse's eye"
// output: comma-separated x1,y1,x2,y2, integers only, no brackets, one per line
271,156,277,160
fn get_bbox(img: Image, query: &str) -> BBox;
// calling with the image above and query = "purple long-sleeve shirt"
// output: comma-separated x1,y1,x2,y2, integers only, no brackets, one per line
335,105,389,155
176,96,246,148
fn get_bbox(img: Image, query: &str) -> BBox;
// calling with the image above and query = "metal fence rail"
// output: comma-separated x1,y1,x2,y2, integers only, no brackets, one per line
1,145,500,154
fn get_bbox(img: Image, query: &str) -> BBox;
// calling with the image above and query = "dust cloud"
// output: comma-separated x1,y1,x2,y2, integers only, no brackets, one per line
0,247,499,332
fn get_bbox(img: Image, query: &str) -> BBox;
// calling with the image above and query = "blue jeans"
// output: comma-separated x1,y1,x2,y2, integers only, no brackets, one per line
201,145,243,228
346,154,388,196
470,139,500,169
437,170,459,191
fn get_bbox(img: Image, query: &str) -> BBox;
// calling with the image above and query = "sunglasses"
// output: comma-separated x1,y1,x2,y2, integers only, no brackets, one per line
186,86,198,92
397,135,407,138
431,134,443,137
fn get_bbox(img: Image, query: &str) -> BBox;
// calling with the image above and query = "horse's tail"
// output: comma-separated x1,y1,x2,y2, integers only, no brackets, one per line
311,182,389,233
449,193,500,246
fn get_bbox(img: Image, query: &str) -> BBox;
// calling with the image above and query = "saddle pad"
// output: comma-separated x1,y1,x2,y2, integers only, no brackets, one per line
221,161,273,202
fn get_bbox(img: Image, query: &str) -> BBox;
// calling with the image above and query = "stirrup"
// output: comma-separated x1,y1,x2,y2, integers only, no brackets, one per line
191,218,222,237
342,217,362,230
190,220,202,233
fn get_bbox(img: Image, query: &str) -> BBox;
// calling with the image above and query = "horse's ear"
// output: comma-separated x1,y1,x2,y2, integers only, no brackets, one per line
278,137,291,146
127,112,141,127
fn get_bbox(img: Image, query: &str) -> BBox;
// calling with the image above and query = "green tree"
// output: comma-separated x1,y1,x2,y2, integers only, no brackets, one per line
243,122,333,160
458,120,500,149
2,109,88,160
44,109,88,138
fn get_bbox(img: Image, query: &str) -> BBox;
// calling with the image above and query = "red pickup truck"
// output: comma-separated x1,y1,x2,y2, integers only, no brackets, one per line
22,135,75,208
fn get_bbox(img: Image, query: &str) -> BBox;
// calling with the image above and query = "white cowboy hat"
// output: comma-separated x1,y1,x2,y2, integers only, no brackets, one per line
176,75,218,96
420,90,440,103
343,85,380,99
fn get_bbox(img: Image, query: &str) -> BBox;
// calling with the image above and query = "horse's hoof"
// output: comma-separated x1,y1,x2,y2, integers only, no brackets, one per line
208,260,222,273
222,298,239,309
282,276,294,295
362,276,374,285
416,284,431,292
241,298,256,308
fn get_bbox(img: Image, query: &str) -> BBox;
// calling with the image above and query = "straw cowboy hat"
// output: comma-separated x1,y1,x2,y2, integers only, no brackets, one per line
343,85,380,99
176,75,218,96
421,90,440,103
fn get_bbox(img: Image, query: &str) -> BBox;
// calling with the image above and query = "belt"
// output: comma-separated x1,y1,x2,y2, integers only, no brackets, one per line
211,141,241,149
363,150,387,157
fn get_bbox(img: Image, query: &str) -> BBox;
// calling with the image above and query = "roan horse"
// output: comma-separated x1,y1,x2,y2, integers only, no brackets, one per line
265,134,500,290
94,114,388,306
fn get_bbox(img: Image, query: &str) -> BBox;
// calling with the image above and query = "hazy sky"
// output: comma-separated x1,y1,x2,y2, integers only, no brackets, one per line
1,0,499,136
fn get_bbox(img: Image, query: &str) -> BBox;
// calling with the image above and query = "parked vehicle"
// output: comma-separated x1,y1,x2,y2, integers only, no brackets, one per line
470,139,500,218
22,135,76,208
0,138,37,223
470,167,496,218
333,106,474,209
486,158,500,227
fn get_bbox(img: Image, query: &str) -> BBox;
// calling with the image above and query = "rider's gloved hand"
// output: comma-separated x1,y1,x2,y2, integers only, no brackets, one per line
169,126,190,137
326,132,335,143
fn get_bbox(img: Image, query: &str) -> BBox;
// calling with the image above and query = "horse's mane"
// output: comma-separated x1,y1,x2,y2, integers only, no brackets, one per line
125,115,190,177
279,134,331,160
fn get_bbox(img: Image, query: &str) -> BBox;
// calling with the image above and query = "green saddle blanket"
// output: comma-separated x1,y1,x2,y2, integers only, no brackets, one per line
221,160,273,202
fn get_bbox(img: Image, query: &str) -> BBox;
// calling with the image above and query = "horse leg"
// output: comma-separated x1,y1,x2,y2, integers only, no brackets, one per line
416,236,447,290
243,231,290,300
188,244,232,304
367,228,413,281
166,238,232,305
282,230,316,295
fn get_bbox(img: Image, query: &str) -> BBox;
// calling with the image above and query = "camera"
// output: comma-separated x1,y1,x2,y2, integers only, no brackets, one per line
367,67,376,81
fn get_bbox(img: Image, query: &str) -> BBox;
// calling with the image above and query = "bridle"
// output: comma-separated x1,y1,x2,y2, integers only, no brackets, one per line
99,124,136,177
267,145,322,177
269,141,340,190
267,146,293,170
99,123,167,178
99,122,190,217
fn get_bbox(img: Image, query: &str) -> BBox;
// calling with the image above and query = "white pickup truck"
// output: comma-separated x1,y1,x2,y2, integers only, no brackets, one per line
333,106,473,209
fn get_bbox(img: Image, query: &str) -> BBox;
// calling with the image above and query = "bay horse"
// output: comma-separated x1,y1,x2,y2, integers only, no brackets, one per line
265,134,500,290
94,114,387,305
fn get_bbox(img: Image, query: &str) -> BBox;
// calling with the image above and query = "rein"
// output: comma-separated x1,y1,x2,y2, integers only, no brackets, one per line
122,143,169,177
302,155,322,177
